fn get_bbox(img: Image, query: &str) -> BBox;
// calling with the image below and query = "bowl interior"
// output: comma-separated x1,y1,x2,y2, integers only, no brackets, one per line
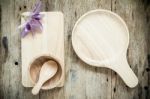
72,10,129,66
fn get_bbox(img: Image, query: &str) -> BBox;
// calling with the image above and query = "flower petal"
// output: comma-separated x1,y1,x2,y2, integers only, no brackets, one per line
32,1,42,15
21,27,29,37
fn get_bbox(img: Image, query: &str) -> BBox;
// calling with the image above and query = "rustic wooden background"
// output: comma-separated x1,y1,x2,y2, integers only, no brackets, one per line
0,0,150,99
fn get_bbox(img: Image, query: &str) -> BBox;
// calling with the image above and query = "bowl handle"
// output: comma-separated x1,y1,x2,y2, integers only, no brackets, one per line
112,54,138,88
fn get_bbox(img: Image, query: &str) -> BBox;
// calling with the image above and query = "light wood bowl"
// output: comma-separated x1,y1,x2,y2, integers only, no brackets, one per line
29,55,63,90
72,9,138,87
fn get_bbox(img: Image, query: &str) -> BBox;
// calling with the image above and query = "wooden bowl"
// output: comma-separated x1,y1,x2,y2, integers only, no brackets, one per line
29,55,63,90
72,9,138,87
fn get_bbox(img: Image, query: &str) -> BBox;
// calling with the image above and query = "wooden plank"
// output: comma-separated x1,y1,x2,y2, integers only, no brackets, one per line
0,0,40,99
0,0,149,99
111,0,150,99
40,0,112,99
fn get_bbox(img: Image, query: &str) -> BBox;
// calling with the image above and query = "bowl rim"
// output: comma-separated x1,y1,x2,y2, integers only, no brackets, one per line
72,9,130,67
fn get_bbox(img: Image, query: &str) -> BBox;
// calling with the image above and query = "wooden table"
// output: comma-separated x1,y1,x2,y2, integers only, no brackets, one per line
0,0,150,99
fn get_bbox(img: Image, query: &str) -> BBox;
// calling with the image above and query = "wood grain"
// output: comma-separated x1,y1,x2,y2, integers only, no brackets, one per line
21,12,64,89
72,9,138,88
0,0,149,99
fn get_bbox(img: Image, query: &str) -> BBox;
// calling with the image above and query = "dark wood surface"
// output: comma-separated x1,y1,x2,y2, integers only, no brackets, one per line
0,0,150,99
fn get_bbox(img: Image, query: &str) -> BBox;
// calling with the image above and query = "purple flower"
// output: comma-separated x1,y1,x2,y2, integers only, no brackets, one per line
20,1,43,38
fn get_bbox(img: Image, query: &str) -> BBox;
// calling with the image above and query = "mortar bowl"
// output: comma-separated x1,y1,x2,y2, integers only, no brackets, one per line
29,55,63,90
